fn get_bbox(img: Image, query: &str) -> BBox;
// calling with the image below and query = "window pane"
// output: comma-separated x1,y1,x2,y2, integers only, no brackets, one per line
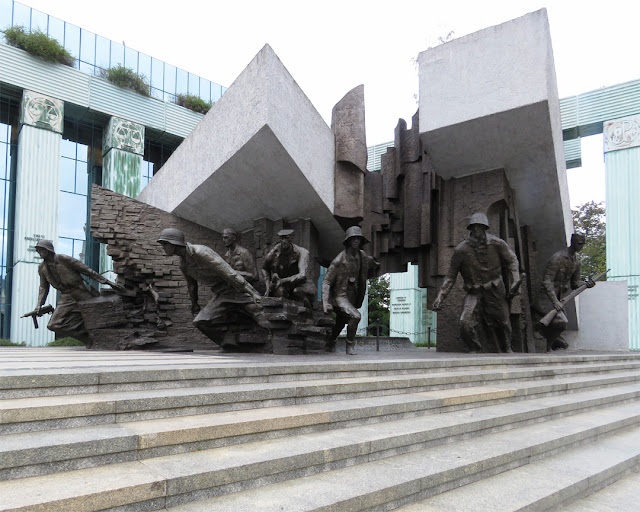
95,35,110,69
79,61,95,74
188,73,199,95
76,143,89,163
59,192,87,239
48,16,64,44
176,68,188,95
64,23,80,60
124,47,138,73
75,162,88,194
61,139,76,159
164,64,176,95
60,157,75,193
110,41,124,67
211,84,223,103
12,2,31,29
150,88,163,100
31,9,47,33
138,53,151,82
150,57,163,90
0,144,7,180
199,78,211,103
0,0,13,29
80,29,95,65
0,123,6,143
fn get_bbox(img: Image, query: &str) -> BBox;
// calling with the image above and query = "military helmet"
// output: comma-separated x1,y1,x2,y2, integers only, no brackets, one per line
343,226,369,246
467,213,489,230
277,229,294,237
35,239,55,253
157,228,186,246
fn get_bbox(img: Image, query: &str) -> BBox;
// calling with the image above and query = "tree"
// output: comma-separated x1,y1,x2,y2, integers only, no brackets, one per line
572,201,606,278
368,274,390,333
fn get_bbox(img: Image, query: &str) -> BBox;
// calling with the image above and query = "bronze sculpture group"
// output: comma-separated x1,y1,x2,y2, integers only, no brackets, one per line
27,209,598,355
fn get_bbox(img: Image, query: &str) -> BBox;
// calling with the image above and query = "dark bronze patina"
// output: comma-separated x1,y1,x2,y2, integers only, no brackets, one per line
262,229,316,307
322,226,380,355
33,240,125,347
433,213,521,353
533,233,596,352
222,228,259,284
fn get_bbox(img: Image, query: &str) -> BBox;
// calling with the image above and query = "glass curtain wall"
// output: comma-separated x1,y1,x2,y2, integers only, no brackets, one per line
0,96,17,338
59,119,102,271
0,0,226,103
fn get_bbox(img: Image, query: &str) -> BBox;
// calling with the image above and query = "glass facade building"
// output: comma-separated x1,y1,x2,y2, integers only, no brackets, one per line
0,1,218,342
0,0,226,103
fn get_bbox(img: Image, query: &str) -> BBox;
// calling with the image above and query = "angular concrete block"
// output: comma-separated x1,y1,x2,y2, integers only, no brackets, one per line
418,9,571,264
138,45,343,259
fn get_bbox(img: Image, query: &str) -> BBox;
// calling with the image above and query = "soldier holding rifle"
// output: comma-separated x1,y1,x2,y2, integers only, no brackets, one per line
533,233,596,352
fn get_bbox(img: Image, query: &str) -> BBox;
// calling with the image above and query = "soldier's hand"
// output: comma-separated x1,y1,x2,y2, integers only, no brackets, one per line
191,303,201,316
324,303,333,314
432,298,442,311
553,301,564,312
509,283,521,299
108,282,128,294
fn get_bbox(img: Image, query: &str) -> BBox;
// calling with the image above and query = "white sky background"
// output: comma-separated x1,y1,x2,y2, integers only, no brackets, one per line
21,0,640,208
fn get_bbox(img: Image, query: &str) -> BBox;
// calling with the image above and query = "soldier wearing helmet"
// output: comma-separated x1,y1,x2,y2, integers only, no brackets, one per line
322,226,380,355
262,229,316,307
533,233,595,352
432,212,521,353
157,228,265,340
34,239,124,346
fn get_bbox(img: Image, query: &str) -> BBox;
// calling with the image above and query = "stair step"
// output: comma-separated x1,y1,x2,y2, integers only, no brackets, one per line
3,364,639,434
393,427,640,512
2,394,640,511
161,402,640,511
2,380,640,480
559,468,640,511
3,356,640,399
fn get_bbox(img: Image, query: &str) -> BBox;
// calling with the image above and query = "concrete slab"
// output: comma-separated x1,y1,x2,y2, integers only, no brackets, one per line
137,45,344,259
418,9,571,265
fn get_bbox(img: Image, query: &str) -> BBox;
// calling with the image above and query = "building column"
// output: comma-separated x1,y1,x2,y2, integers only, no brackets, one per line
604,115,640,350
389,263,435,344
100,117,145,281
10,91,64,346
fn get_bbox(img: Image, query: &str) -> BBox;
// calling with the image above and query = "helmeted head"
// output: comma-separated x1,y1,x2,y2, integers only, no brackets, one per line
222,228,238,248
570,233,586,252
466,213,490,231
278,229,294,250
35,239,55,258
157,228,186,256
343,226,369,248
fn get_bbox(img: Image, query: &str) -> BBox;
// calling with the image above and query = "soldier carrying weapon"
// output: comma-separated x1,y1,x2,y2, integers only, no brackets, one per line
533,233,599,352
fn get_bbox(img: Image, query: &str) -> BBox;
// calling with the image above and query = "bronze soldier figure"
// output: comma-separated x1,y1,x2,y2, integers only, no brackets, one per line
262,229,316,307
533,233,595,352
222,228,258,284
432,213,521,353
157,228,265,339
322,226,380,355
35,239,124,346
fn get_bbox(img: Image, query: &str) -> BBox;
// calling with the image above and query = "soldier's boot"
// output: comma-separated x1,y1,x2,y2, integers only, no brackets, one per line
346,340,358,355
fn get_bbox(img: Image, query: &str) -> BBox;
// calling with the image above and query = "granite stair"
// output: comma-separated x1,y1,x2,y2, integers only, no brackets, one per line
1,349,639,511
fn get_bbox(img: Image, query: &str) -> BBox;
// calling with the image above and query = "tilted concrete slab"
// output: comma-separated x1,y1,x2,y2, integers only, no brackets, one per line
137,45,343,259
418,9,571,265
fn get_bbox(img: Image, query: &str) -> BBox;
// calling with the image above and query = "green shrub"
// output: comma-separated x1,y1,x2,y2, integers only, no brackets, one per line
0,338,25,346
101,65,150,96
413,340,436,348
47,337,85,347
175,93,212,114
3,26,75,66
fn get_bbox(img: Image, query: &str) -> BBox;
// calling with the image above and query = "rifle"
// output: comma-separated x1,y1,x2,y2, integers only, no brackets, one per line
539,269,609,327
21,305,55,329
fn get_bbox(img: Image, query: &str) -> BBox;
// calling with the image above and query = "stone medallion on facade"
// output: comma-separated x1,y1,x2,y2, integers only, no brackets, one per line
103,117,145,156
604,115,640,152
20,90,64,134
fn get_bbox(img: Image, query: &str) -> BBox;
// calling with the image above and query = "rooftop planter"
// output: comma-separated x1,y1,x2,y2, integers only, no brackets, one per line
3,26,75,67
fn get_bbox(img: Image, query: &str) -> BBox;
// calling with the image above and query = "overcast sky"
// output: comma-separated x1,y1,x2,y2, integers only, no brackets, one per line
20,0,640,207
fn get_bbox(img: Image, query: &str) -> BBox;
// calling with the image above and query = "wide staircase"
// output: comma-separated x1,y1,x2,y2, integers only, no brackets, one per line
1,348,640,511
